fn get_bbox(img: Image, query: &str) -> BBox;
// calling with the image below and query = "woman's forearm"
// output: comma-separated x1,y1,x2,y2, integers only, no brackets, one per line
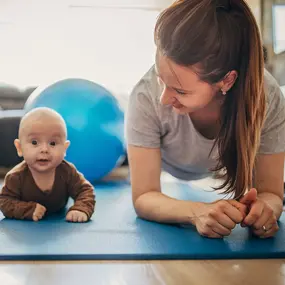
134,191,200,225
258,192,283,220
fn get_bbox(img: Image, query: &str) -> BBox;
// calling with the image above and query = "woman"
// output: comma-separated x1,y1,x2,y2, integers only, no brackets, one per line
126,0,285,239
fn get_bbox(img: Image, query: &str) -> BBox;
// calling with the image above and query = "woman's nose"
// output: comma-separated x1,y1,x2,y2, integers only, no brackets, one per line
160,89,175,106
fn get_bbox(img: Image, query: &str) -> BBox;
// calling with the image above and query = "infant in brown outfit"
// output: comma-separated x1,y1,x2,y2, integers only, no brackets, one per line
0,107,95,222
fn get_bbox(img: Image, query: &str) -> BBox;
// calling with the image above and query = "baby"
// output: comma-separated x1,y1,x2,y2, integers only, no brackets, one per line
0,107,95,222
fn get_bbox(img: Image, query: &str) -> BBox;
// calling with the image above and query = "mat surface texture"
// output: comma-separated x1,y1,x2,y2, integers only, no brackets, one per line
0,180,284,260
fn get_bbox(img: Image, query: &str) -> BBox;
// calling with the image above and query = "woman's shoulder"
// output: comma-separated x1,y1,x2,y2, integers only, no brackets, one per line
259,69,285,153
264,69,284,107
129,65,162,108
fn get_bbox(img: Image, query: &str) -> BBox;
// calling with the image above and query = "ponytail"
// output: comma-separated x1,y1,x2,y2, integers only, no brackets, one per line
154,0,266,198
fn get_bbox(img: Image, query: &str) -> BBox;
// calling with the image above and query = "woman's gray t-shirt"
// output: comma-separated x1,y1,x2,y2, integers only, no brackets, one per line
125,65,285,180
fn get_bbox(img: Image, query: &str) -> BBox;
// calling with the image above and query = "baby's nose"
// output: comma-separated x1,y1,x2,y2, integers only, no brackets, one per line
40,143,49,153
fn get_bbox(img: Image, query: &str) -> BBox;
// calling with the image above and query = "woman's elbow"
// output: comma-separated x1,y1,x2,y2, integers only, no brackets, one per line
132,194,144,217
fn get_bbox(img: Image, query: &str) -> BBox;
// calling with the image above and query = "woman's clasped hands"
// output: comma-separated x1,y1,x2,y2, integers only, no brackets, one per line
193,188,279,238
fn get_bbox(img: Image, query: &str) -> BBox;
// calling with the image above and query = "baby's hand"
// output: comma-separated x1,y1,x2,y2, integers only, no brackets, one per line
33,203,47,222
66,210,88,223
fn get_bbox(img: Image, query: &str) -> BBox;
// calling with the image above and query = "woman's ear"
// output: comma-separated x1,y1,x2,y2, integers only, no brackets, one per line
14,139,23,157
218,70,238,94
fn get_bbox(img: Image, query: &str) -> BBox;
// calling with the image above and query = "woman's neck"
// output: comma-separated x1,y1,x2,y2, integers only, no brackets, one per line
189,96,224,139
192,94,223,119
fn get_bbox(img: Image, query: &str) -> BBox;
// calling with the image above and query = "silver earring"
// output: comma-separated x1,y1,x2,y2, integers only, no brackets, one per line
221,89,227,95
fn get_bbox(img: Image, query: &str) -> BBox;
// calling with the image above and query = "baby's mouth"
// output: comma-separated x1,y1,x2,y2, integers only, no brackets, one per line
37,159,50,162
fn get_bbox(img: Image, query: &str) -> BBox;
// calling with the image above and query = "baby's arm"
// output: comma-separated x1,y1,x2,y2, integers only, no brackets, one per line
66,166,96,222
0,173,37,220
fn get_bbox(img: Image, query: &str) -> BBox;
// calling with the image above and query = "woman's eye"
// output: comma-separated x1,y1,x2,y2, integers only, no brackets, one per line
174,89,186,95
31,140,38,145
50,141,56,146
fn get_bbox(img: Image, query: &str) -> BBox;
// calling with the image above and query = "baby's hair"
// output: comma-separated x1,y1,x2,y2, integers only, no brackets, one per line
19,107,68,139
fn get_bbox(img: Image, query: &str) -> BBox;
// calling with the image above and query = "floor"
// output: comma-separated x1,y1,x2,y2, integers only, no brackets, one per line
1,166,285,285
1,259,285,285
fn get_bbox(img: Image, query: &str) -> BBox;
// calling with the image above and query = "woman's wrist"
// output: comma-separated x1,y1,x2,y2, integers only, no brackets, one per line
257,192,283,220
181,201,205,226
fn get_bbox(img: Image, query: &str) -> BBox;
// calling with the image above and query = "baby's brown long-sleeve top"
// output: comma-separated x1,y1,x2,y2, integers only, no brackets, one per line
0,160,95,220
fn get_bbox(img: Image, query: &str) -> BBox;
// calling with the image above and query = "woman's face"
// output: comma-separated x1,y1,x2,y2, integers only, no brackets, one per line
155,52,222,115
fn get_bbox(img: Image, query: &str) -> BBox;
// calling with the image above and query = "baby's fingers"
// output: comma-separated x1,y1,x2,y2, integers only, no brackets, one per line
33,213,44,221
82,214,88,222
78,214,88,223
73,213,81,222
66,212,74,222
33,215,39,222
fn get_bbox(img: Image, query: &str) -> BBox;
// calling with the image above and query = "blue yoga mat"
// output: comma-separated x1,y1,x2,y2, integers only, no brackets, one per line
0,180,285,260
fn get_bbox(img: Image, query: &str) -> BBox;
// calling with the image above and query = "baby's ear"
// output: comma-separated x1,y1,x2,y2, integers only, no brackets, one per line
64,140,70,157
64,140,70,151
14,139,23,157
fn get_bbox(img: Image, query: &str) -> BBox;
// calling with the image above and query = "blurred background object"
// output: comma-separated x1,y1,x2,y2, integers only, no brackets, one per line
0,0,284,170
0,0,283,112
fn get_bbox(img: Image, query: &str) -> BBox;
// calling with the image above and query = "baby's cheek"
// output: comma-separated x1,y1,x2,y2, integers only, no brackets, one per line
23,148,36,159
54,148,66,159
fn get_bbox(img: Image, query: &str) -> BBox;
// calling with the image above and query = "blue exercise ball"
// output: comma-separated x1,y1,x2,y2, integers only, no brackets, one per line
24,78,126,182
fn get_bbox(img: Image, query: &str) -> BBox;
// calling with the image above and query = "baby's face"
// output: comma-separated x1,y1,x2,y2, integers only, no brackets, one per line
18,118,69,173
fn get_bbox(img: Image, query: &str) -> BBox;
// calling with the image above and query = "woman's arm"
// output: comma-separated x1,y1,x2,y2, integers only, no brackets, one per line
254,152,284,219
128,145,195,224
128,144,247,239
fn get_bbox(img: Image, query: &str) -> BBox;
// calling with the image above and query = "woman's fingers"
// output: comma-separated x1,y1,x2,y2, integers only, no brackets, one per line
253,219,279,238
223,200,246,224
211,222,232,236
243,200,263,226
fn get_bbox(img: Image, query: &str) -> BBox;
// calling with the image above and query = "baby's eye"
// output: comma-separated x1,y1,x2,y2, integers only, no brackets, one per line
31,140,38,145
50,141,56,146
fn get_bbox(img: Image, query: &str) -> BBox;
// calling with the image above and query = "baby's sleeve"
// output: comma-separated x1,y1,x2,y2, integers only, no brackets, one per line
66,164,96,220
0,173,37,220
125,74,162,148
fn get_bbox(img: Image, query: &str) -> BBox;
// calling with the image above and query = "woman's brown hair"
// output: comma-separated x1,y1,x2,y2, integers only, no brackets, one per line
154,0,266,198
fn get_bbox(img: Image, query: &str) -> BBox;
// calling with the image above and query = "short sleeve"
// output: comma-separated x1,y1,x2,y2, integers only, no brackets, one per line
125,70,162,148
259,77,285,154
